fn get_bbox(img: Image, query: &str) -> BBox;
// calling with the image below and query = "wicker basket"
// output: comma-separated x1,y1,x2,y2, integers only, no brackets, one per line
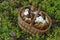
18,6,52,35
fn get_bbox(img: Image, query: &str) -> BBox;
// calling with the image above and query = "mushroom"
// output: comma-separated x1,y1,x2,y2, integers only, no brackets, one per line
25,17,31,24
24,9,29,16
35,16,46,24
34,14,49,30
34,23,44,30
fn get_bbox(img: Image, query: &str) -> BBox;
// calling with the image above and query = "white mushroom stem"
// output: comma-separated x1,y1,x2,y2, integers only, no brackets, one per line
24,9,29,15
25,18,31,21
35,16,46,24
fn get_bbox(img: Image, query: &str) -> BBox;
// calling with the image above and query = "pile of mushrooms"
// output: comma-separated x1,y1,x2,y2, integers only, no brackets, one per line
20,6,50,30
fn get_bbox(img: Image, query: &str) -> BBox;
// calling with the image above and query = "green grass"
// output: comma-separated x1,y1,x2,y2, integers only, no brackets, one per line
0,0,60,40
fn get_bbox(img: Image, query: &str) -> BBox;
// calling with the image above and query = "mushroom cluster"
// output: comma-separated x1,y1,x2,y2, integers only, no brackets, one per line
34,14,49,30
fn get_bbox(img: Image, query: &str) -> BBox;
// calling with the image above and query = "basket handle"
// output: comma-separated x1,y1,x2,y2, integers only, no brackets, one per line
30,9,40,25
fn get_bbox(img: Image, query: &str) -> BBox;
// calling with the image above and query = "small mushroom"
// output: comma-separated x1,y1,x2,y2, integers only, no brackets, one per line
24,9,29,16
34,23,44,30
35,16,46,24
34,15,49,30
25,18,31,24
